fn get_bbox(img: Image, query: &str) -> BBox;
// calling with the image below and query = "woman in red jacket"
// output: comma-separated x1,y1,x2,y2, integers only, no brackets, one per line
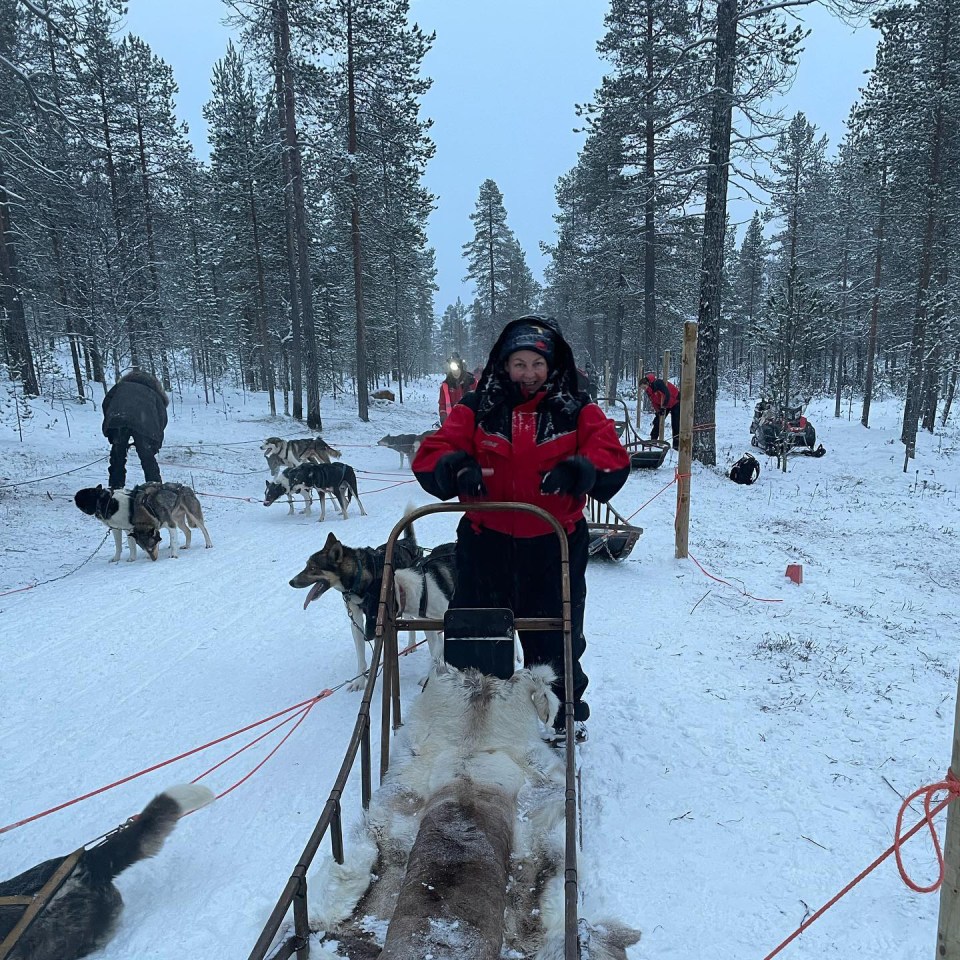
644,372,681,450
413,316,630,742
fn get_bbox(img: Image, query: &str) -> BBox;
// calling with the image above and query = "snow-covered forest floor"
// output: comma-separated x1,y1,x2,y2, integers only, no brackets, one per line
1,373,958,959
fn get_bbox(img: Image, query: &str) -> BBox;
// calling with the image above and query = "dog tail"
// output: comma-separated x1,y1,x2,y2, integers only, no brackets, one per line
82,784,214,883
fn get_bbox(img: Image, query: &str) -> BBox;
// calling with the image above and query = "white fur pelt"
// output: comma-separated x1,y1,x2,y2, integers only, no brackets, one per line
309,658,640,958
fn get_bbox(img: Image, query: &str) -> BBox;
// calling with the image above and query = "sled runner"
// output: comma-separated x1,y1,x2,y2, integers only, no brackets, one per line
601,397,670,469
249,501,584,960
584,495,642,561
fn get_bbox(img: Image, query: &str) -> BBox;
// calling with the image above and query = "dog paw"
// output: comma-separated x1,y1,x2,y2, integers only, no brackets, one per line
347,675,367,692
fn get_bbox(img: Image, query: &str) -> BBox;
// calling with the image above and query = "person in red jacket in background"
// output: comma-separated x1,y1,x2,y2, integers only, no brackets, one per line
437,353,476,425
413,316,630,743
644,371,681,450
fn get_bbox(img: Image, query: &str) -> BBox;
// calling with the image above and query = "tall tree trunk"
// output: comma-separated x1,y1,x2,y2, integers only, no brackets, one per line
861,160,886,428
134,101,171,389
247,182,276,415
0,156,39,395
693,0,737,467
900,13,949,461
275,0,322,429
642,0,657,362
346,0,369,422
273,12,302,420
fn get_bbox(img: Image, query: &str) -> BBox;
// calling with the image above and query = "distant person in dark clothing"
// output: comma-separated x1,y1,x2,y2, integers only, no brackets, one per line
101,369,168,489
644,372,681,450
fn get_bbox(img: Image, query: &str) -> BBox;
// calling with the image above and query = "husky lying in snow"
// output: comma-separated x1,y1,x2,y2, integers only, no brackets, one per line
263,462,366,521
0,785,213,960
74,483,213,562
260,436,341,476
288,526,422,690
310,661,640,959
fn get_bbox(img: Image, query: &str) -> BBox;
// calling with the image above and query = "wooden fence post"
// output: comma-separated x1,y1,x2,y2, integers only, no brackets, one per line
675,323,698,560
936,665,960,958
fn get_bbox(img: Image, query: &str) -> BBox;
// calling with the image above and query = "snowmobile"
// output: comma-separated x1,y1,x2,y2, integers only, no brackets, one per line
750,399,819,456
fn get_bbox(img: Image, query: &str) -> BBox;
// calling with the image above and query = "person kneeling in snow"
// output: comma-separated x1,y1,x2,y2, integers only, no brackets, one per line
413,316,630,742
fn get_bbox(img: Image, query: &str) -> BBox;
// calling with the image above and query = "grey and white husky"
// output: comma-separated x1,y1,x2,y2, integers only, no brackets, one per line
130,482,213,560
261,436,342,476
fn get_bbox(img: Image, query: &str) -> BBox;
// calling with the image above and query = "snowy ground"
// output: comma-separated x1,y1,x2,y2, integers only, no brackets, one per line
1,370,958,960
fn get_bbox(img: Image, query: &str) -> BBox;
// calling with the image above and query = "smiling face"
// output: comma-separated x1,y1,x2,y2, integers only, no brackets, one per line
505,350,549,395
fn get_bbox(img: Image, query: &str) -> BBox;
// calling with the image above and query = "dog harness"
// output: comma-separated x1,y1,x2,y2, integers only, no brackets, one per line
0,848,84,960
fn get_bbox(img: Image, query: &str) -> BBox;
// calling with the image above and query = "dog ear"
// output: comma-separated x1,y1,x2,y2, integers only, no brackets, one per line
96,483,103,490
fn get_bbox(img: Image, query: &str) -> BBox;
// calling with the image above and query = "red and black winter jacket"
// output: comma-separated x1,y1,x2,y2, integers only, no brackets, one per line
414,319,630,538
644,377,680,414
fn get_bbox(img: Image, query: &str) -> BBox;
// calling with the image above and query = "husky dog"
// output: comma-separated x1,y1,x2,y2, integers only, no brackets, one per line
74,485,139,562
376,431,434,468
288,526,422,690
130,482,213,561
393,542,456,662
0,785,213,960
261,437,342,477
263,463,367,521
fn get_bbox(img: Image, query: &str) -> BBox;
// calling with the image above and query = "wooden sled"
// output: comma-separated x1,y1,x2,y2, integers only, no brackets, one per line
585,496,642,561
600,397,670,469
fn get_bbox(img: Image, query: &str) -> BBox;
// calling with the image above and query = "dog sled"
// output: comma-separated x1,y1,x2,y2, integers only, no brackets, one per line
248,502,584,960
601,397,670,470
584,495,642,561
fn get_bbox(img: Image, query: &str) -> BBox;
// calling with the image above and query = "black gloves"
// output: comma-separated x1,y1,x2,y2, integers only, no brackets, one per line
434,451,487,499
540,456,596,497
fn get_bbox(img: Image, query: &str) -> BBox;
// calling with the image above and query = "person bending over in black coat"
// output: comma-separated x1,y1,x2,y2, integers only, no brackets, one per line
101,369,168,489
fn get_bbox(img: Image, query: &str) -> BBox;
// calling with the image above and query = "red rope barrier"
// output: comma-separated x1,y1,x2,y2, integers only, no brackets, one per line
0,693,326,835
895,770,960,893
687,552,783,604
761,770,960,960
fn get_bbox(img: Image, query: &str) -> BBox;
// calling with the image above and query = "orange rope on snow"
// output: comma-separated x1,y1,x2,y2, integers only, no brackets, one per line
760,771,960,959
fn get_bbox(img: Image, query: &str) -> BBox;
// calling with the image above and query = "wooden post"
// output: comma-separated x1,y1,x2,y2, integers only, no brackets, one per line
936,666,960,958
675,322,698,559
659,348,672,442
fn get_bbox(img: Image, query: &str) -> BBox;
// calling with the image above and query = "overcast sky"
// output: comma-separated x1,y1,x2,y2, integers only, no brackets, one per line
125,0,879,319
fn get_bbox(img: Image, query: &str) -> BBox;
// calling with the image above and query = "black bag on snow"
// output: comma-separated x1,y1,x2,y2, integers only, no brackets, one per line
729,453,760,485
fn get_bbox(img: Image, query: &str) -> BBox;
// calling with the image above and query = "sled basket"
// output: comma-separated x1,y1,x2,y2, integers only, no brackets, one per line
628,439,670,470
600,397,670,469
584,496,642,561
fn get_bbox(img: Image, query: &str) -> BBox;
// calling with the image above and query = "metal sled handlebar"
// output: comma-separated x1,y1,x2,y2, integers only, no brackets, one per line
249,502,581,960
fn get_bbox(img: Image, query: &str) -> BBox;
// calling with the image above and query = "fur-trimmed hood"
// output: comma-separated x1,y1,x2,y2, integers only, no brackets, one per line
117,369,169,406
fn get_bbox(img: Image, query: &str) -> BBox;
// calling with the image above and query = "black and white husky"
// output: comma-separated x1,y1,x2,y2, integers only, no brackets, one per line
263,463,367,521
73,485,138,562
0,784,213,960
393,542,457,662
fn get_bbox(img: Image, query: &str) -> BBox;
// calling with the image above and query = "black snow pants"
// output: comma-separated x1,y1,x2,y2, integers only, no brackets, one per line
451,516,590,727
108,427,162,489
651,404,681,450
